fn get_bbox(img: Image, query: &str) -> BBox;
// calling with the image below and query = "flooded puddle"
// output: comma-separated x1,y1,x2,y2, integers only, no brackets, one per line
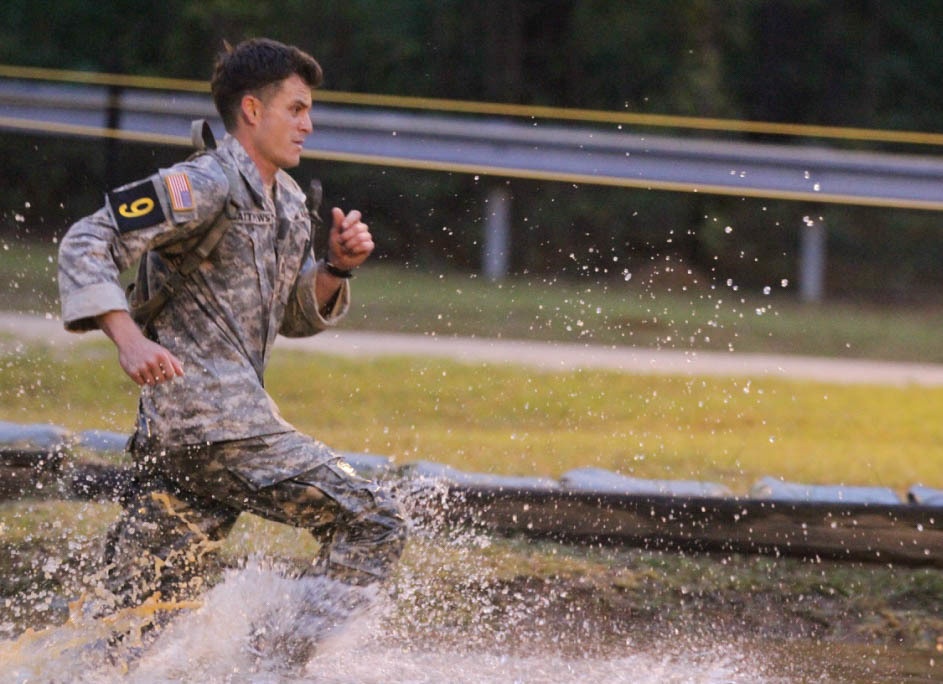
1,558,939,683
1,501,941,683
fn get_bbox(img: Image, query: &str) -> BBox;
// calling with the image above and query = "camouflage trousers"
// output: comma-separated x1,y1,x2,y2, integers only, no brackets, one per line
93,431,407,613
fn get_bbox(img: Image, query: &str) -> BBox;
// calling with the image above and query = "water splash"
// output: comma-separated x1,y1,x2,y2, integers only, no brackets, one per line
0,487,786,683
0,563,765,683
0,533,778,684
129,562,381,682
0,560,384,683
129,561,762,683
301,647,756,684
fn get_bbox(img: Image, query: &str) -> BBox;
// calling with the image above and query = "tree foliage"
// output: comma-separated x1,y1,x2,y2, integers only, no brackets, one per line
2,0,943,300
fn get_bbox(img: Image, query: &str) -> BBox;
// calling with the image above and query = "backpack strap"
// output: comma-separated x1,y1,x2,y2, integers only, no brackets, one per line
130,210,233,328
130,120,236,329
191,119,217,151
307,178,323,226
130,120,323,331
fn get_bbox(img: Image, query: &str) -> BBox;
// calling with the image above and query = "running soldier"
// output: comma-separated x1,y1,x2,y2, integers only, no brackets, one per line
57,38,407,622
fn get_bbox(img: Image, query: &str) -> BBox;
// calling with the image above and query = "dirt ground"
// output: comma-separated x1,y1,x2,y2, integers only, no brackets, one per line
386,536,943,681
5,311,943,386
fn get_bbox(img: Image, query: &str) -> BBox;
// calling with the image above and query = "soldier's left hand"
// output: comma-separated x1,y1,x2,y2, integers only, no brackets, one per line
328,207,374,270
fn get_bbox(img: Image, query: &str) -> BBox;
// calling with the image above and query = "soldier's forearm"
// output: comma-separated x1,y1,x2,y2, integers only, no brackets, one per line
97,310,145,349
314,269,346,315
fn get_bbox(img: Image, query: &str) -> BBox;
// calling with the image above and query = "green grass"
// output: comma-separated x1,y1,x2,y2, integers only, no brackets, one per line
347,263,943,363
9,237,943,362
0,238,60,315
251,351,943,494
2,340,943,495
3,237,943,492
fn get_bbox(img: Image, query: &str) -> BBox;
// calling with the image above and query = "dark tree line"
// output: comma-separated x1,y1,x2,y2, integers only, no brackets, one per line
2,1,943,300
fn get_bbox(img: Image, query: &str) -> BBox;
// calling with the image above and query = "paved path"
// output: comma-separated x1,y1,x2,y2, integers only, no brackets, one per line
4,312,943,386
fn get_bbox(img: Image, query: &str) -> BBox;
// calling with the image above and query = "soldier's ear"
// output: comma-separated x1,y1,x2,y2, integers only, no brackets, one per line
240,94,262,126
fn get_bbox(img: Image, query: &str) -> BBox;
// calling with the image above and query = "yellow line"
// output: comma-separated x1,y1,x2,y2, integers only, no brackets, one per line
0,115,189,147
299,148,943,211
3,115,940,211
3,63,943,147
312,90,943,147
0,64,208,93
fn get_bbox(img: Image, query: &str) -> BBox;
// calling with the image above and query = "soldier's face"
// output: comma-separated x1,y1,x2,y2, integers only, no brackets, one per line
252,74,314,174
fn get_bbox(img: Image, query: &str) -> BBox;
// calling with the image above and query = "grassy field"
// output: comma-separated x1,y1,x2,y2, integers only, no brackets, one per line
3,333,943,496
3,241,943,670
5,237,943,362
3,238,943,493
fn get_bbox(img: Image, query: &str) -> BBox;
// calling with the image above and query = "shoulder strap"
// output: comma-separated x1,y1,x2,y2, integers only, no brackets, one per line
130,120,234,329
307,178,323,226
130,211,233,328
191,119,217,152
131,120,323,330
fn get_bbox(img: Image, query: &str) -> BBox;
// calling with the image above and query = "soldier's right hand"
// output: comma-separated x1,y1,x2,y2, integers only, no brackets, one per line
118,337,185,386
96,310,185,386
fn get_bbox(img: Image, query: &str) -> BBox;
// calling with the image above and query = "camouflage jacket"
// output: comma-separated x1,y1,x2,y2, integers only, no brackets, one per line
58,134,349,448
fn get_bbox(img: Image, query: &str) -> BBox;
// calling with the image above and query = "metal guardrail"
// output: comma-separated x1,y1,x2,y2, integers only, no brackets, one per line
4,78,943,210
5,63,943,147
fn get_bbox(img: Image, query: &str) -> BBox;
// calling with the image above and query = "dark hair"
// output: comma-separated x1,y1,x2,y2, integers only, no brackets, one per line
211,38,323,131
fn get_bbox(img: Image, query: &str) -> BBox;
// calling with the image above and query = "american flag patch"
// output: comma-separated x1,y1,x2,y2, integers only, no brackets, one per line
164,172,194,212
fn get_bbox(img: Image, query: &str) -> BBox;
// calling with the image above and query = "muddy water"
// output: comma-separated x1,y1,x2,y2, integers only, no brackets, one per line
0,562,772,683
1,559,939,683
1,496,940,683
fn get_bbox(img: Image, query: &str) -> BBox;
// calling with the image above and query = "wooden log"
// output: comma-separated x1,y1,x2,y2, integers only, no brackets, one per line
0,449,65,500
4,454,943,568
0,451,130,503
446,485,943,567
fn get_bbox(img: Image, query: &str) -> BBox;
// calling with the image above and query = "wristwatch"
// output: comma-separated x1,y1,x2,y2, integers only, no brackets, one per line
321,259,353,279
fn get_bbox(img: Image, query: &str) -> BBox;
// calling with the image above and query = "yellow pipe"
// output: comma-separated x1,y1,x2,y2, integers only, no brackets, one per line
2,63,943,147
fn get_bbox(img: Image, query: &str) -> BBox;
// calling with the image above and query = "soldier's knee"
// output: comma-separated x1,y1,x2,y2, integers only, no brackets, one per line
373,488,409,541
359,497,408,548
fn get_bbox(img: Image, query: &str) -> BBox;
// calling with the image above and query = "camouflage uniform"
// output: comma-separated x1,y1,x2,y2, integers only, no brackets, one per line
58,134,406,607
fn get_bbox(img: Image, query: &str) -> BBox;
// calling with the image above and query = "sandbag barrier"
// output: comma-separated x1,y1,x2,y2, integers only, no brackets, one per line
3,421,942,567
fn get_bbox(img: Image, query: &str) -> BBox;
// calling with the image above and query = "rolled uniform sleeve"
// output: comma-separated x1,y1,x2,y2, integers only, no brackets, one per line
279,255,351,337
57,157,228,332
57,206,136,332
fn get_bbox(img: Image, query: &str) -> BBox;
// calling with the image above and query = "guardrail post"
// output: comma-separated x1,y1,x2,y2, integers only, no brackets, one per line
483,186,511,281
799,214,826,303
104,84,123,187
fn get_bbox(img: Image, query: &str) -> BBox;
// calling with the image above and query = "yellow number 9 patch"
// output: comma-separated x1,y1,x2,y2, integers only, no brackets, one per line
118,197,155,219
108,179,166,233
